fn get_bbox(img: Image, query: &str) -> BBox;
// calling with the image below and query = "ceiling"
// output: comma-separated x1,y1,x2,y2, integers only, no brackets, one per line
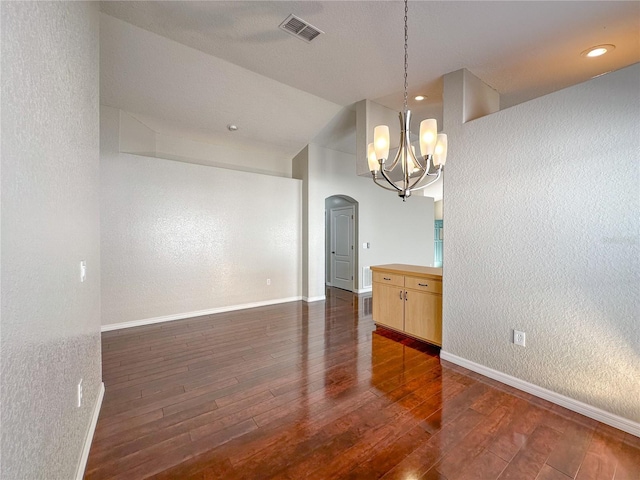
100,1,639,161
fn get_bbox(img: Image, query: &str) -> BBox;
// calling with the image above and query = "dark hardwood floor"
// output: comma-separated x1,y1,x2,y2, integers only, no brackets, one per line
86,288,639,479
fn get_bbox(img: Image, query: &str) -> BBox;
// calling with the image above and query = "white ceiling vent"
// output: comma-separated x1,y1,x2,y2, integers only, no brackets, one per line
279,14,324,43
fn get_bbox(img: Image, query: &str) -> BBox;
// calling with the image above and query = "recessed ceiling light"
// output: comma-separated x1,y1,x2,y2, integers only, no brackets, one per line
414,95,426,101
581,44,615,58
227,124,238,131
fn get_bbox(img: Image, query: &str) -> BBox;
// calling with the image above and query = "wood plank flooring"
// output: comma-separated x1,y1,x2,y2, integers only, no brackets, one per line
86,288,640,479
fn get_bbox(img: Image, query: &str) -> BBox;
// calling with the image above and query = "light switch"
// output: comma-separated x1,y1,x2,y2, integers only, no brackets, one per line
80,261,87,282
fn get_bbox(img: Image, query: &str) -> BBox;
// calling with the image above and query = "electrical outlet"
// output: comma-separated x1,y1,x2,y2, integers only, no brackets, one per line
77,379,83,408
513,330,526,347
266,278,271,286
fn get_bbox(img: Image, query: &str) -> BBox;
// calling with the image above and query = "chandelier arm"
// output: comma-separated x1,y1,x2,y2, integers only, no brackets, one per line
383,147,403,173
412,159,427,174
378,166,403,192
384,112,406,172
406,155,433,187
409,168,442,192
403,114,413,192
403,134,411,194
410,151,429,173
372,176,402,192
410,176,440,192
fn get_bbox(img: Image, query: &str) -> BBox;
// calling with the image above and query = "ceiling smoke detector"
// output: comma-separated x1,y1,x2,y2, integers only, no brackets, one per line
279,14,324,43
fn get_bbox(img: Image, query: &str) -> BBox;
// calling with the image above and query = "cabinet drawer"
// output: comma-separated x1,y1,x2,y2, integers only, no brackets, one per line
405,276,442,294
373,271,404,287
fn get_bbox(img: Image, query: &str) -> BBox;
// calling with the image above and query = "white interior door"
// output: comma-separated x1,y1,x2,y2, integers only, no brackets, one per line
330,206,354,291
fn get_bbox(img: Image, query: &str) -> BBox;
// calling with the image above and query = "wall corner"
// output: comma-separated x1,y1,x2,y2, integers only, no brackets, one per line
443,68,501,130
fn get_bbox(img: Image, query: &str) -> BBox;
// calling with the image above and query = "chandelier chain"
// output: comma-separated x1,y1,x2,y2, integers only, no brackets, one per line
403,0,408,113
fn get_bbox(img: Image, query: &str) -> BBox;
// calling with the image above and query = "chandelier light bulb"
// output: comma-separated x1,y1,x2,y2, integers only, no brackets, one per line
403,145,419,174
433,134,448,166
419,119,438,157
373,125,390,161
367,143,380,172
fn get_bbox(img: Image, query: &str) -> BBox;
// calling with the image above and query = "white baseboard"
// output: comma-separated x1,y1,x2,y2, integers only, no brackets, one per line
101,297,302,332
303,295,326,303
440,351,640,438
354,287,372,294
75,382,104,480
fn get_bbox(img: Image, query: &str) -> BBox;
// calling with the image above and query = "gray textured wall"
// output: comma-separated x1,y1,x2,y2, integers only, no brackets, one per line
442,65,640,422
1,2,102,478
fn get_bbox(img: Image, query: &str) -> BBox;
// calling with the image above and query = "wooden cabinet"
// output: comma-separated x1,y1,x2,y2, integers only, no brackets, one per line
371,264,442,346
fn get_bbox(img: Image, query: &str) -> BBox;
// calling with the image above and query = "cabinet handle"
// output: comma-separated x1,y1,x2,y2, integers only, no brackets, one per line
399,290,403,300
384,277,391,281
418,283,428,287
405,291,408,301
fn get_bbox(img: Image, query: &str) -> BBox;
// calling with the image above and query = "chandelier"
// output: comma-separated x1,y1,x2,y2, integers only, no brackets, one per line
367,0,448,201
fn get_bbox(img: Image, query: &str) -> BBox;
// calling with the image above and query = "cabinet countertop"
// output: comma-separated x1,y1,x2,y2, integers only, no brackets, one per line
370,264,442,279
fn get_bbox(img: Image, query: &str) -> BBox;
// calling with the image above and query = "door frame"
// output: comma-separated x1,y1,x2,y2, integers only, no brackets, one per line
329,205,354,291
325,195,358,292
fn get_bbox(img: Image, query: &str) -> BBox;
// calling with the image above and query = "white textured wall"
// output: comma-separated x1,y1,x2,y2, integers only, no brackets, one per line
434,200,443,220
154,131,293,178
119,110,156,156
461,69,500,122
101,107,301,326
1,3,102,478
301,144,434,298
442,65,640,422
100,13,341,175
118,110,292,177
292,147,310,297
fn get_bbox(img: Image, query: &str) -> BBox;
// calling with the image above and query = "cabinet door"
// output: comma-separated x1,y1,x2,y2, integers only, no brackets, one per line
404,290,442,346
372,282,404,331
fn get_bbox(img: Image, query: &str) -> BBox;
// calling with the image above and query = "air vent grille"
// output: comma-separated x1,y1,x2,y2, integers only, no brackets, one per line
279,14,324,43
362,266,372,288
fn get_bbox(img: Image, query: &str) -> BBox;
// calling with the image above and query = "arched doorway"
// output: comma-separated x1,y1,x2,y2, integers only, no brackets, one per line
325,195,358,292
